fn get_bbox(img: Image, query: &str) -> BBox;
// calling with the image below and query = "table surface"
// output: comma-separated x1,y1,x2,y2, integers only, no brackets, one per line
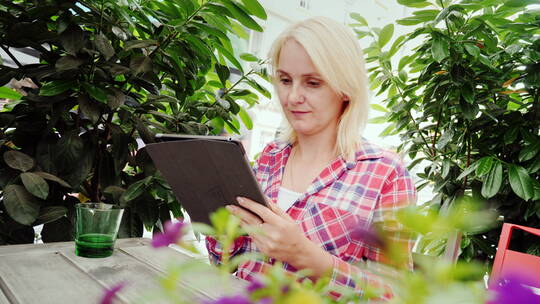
0,238,247,304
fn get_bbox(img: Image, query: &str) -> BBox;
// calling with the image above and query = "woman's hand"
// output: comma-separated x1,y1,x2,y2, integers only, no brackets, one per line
226,197,333,278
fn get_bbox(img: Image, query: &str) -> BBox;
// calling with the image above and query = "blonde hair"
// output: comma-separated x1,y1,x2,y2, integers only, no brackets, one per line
268,16,369,161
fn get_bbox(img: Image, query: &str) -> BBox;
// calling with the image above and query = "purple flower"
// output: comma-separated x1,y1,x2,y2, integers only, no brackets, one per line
203,295,253,304
100,282,126,304
246,279,265,294
489,272,540,304
151,220,186,248
256,297,272,304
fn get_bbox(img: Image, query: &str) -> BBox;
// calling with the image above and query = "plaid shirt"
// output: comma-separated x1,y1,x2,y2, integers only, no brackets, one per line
206,140,416,298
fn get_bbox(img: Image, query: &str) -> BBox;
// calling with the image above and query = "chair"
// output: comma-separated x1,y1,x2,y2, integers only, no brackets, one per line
490,223,540,287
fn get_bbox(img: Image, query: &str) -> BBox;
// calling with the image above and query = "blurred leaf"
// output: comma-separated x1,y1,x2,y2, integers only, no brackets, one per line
239,53,258,62
20,172,49,200
350,13,368,26
0,86,22,100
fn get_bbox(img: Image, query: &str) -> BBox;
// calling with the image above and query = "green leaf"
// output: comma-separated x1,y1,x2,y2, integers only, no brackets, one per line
350,13,368,26
528,157,540,174
431,34,449,62
508,164,534,201
39,80,76,96
239,0,267,19
94,33,115,60
504,128,519,145
20,172,49,200
4,150,34,172
518,141,540,162
461,83,475,104
3,184,40,226
121,179,146,204
389,35,406,57
475,157,493,177
368,116,388,124
33,172,71,188
215,44,244,73
239,53,258,62
55,55,85,71
397,0,431,8
246,78,270,98
129,55,153,75
81,83,108,103
60,25,85,55
221,0,262,31
481,162,502,199
238,107,253,130
378,24,394,49
77,94,101,123
124,39,157,51
370,104,388,112
215,64,230,87
457,162,479,180
0,86,22,100
464,43,480,58
34,206,68,225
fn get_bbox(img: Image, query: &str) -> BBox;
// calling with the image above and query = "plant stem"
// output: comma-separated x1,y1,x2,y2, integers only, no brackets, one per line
0,45,23,68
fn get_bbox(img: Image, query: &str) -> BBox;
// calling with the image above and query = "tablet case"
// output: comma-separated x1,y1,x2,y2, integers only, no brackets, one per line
144,135,267,225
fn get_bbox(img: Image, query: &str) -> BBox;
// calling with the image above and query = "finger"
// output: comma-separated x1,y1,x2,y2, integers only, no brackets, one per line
226,205,261,226
237,197,280,224
267,201,291,219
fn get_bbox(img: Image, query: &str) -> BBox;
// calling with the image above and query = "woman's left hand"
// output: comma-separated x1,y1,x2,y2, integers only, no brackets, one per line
226,197,333,276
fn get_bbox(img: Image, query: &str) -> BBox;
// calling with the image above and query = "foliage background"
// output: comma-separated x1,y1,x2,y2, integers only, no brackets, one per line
352,0,540,264
0,0,269,244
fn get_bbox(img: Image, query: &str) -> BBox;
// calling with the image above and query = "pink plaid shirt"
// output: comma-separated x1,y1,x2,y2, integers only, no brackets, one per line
206,140,416,298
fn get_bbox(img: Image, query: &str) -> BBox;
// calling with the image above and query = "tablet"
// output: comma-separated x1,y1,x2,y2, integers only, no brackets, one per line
144,133,268,225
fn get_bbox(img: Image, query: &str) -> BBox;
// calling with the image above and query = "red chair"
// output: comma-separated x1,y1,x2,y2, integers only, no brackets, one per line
490,223,540,287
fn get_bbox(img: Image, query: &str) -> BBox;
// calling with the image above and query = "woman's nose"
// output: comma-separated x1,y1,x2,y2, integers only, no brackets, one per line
288,84,305,104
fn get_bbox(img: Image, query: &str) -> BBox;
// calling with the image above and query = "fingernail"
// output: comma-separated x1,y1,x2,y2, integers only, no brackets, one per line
226,205,235,211
237,197,245,204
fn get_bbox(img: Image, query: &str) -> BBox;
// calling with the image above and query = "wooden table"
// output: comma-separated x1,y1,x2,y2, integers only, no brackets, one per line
0,238,247,304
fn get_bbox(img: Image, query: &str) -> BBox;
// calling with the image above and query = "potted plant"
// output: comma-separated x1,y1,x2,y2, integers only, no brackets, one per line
0,0,269,244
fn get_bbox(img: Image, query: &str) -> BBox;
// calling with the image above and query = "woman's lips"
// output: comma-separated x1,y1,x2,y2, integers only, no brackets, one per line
291,110,310,117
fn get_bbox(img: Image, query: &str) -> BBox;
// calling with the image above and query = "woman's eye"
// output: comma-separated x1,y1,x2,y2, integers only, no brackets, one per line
280,78,291,84
308,81,320,87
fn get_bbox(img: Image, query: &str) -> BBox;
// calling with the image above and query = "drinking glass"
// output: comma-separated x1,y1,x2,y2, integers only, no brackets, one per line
74,203,124,258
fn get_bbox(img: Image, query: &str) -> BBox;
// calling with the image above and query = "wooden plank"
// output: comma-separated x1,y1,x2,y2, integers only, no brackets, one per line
0,238,150,256
59,246,205,303
121,245,249,300
0,251,107,304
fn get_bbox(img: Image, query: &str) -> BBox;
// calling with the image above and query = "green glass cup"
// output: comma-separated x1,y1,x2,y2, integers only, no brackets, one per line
74,203,124,258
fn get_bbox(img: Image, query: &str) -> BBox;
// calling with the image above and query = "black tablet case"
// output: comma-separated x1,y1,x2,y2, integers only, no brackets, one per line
144,136,267,225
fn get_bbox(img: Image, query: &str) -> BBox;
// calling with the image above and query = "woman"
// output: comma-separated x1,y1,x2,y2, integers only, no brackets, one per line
206,16,416,298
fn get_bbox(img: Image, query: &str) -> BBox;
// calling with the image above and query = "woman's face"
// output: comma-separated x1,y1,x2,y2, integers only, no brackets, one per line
276,39,346,138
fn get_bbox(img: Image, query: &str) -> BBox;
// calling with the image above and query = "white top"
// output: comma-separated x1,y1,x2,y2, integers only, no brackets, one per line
276,187,302,211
